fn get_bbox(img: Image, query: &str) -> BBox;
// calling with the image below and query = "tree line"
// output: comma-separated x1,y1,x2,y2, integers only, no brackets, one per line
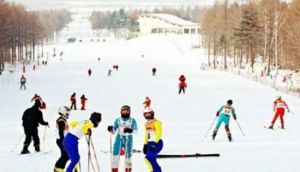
201,0,300,73
0,0,71,74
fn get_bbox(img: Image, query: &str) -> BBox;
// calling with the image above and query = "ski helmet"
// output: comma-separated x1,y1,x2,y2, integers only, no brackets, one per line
143,107,154,120
90,112,102,128
58,106,71,118
121,105,131,118
227,100,233,105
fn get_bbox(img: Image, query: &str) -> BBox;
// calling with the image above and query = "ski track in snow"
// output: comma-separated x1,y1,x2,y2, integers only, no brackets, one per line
0,13,300,172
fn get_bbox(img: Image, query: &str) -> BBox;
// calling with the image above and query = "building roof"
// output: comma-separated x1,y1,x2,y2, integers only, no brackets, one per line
141,13,199,27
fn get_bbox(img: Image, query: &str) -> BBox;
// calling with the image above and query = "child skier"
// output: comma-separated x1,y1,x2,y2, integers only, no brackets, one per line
70,93,77,110
143,108,163,172
107,105,138,172
143,97,151,109
268,96,290,129
152,68,157,76
31,94,47,109
80,94,87,110
54,106,71,172
63,112,102,172
212,100,237,142
88,68,92,76
178,81,187,94
20,75,26,90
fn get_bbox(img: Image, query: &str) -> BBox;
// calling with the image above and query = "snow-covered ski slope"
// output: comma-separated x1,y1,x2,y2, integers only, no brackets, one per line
0,13,300,172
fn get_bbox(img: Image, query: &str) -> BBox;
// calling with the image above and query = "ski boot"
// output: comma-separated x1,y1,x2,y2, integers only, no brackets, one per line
268,125,274,129
125,168,132,172
212,129,218,140
21,145,30,154
281,124,285,129
35,145,40,152
227,132,232,142
112,168,118,172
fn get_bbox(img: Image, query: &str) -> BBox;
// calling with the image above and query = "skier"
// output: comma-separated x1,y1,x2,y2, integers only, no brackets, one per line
212,100,237,142
268,96,290,129
88,68,92,76
179,74,186,82
33,65,36,71
143,97,151,109
54,106,71,172
107,105,138,172
20,75,27,90
64,112,102,172
21,99,49,154
80,94,87,110
31,94,47,109
178,81,187,94
22,65,26,73
108,69,112,77
152,68,157,76
143,108,163,172
70,93,77,110
116,65,119,71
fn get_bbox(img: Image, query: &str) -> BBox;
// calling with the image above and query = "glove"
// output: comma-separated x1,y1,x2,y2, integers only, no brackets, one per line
87,129,92,136
233,115,237,120
107,125,113,132
143,144,148,154
123,128,133,133
216,112,219,117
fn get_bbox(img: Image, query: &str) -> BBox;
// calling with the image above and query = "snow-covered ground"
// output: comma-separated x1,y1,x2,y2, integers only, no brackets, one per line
1,13,300,172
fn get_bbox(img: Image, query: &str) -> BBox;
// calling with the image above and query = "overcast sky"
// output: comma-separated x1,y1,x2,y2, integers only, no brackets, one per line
7,0,291,11
7,0,237,10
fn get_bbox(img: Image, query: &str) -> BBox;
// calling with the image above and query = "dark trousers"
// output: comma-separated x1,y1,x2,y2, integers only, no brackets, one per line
20,83,26,90
145,140,163,172
70,102,77,110
23,127,39,147
55,139,69,169
179,87,185,94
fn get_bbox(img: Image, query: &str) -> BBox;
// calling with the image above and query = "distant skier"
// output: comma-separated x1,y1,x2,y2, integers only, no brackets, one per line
143,108,163,172
108,69,112,77
64,112,102,172
80,94,87,110
60,51,63,56
116,65,119,71
70,93,77,110
143,97,151,109
212,100,237,142
31,94,46,109
268,96,290,129
107,105,138,172
54,106,71,172
179,74,186,82
20,75,26,90
152,68,157,76
21,99,49,154
88,68,92,76
33,65,36,71
178,81,187,94
22,65,26,73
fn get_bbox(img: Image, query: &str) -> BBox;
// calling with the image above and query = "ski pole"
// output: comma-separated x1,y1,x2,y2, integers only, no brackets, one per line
90,137,101,172
124,135,129,172
86,135,96,172
42,125,48,149
235,120,246,136
204,117,217,137
109,133,113,169
10,134,25,152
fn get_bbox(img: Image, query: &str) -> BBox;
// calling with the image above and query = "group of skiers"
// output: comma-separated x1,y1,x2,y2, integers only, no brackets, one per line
70,93,88,110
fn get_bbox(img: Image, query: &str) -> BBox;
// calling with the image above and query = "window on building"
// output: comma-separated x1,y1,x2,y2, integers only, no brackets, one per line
191,29,196,34
184,28,189,34
197,28,201,34
151,28,157,33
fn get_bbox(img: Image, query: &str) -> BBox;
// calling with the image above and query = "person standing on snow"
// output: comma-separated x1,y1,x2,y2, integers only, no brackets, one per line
31,94,47,109
88,68,92,76
178,81,187,94
21,99,49,154
143,108,163,172
80,94,87,110
212,100,237,142
63,112,102,172
152,68,157,76
268,96,290,129
107,105,138,172
54,106,71,172
20,75,27,90
70,93,77,110
108,69,112,77
143,97,151,109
